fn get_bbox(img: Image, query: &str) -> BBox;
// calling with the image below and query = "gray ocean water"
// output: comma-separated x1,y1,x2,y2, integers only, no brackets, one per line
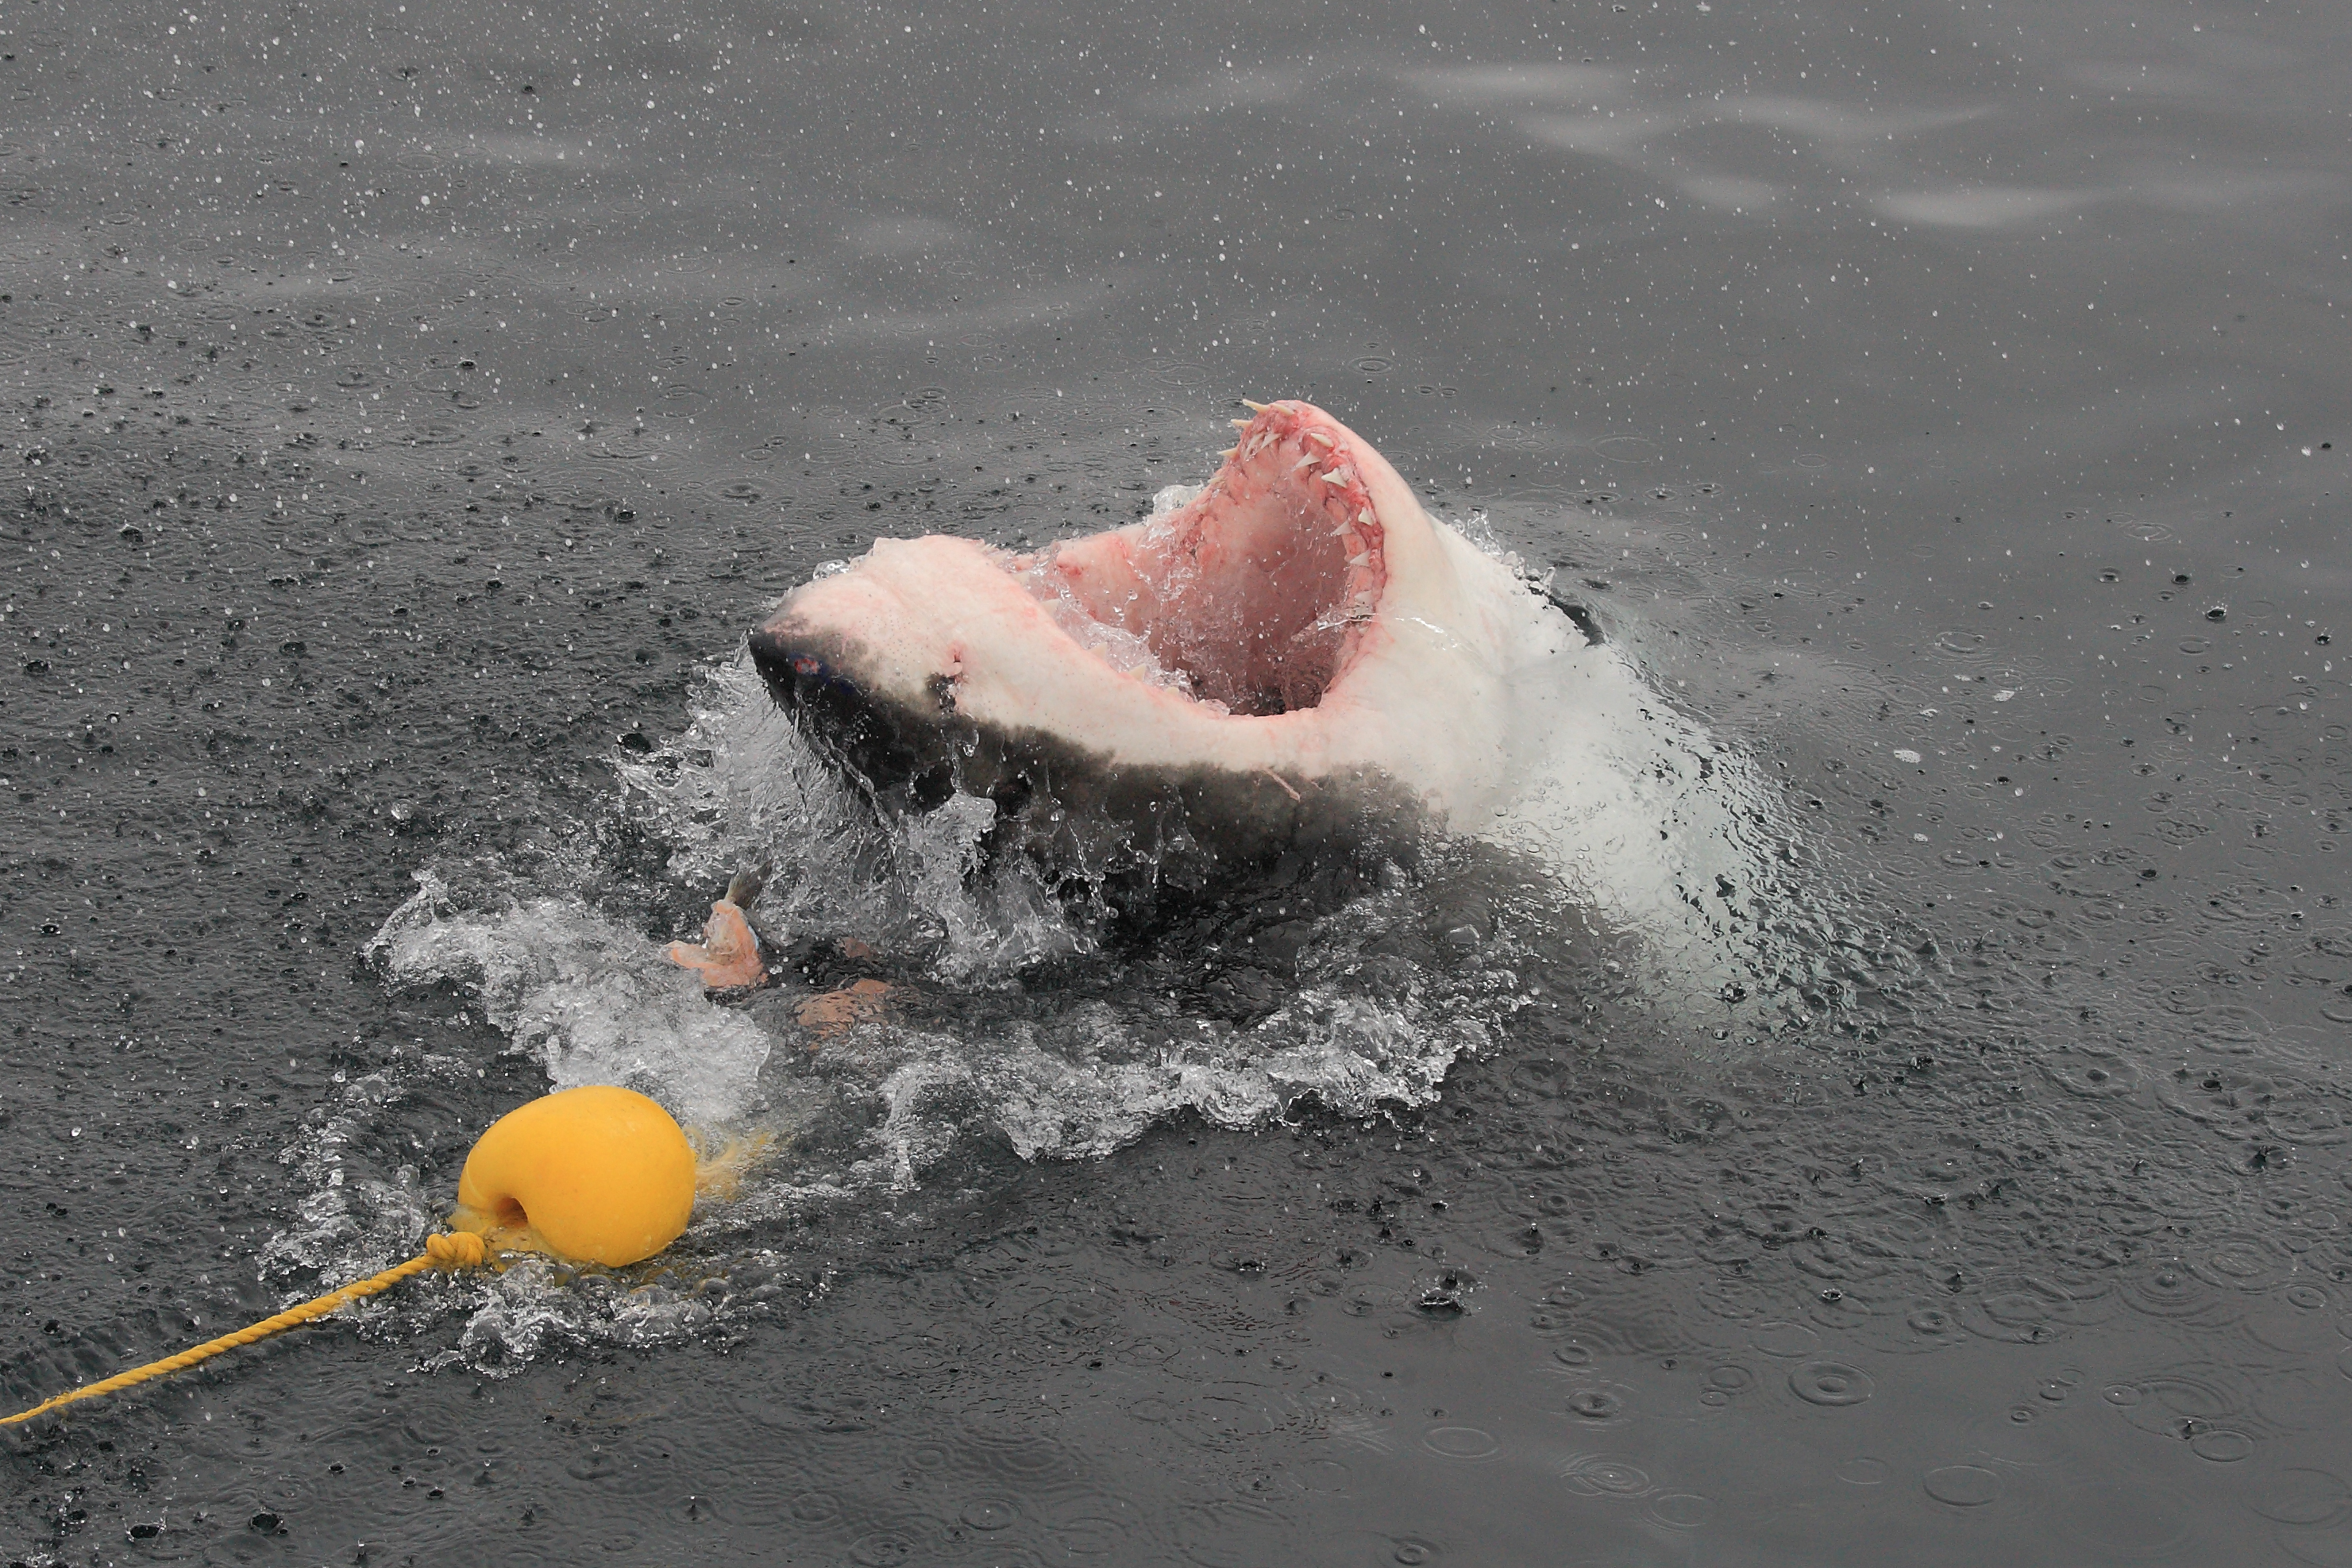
5,0,2350,1562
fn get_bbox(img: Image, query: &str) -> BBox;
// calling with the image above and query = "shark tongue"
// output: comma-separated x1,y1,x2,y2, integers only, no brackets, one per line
1035,401,1388,717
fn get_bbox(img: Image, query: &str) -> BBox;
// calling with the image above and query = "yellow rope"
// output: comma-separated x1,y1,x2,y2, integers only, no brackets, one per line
1,1230,488,1427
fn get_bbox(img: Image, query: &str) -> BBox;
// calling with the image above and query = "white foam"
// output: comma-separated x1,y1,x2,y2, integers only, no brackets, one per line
367,874,771,1126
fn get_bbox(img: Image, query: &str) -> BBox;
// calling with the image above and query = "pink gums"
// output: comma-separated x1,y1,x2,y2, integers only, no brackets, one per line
1031,401,1388,717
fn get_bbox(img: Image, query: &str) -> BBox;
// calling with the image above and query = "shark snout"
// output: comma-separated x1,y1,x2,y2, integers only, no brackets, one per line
745,620,831,707
745,611,959,811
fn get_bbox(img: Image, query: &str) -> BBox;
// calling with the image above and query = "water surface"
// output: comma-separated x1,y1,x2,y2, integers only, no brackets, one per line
4,0,2350,1562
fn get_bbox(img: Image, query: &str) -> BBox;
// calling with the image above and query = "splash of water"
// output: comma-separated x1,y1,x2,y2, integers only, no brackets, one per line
303,514,1806,1364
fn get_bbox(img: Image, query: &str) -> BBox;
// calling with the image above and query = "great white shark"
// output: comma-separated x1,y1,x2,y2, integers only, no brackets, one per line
743,399,1578,883
717,397,1787,1007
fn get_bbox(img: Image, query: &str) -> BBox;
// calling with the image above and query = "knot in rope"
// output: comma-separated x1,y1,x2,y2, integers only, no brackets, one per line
425,1230,488,1269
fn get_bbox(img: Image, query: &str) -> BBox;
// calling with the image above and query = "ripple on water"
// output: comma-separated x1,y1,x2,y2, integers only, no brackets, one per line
954,1401,1070,1474
1788,1361,1876,1408
1691,1275,1782,1323
1563,1383,1636,1424
1559,1296,1724,1358
1645,1492,1712,1529
1043,1508,1131,1558
2192,1429,2257,1462
1923,1465,2002,1508
958,1497,1022,1531
1421,1425,1500,1460
2277,1524,2352,1568
1747,1320,1822,1358
2115,516,2177,544
2253,1370,2340,1435
1170,1498,1287,1568
2106,1368,2254,1441
1703,1362,1758,1402
849,1529,925,1567
2191,1234,2297,1293
2249,1467,2352,1526
2188,1006,2278,1057
1957,1274,2118,1343
2036,1046,2144,1098
2131,1157,2250,1222
1560,1453,1652,1495
2118,1262,2244,1328
1594,435,1662,461
1164,1382,1289,1447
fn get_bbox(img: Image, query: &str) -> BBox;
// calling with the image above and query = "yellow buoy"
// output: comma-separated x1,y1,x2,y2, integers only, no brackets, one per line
2,1084,700,1426
451,1085,696,1267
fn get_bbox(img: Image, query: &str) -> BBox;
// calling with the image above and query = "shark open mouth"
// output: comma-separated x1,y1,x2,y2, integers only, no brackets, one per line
739,397,1590,903
1026,399,1391,718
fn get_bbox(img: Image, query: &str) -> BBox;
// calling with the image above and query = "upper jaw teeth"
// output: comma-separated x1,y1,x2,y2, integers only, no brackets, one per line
1217,413,1374,564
